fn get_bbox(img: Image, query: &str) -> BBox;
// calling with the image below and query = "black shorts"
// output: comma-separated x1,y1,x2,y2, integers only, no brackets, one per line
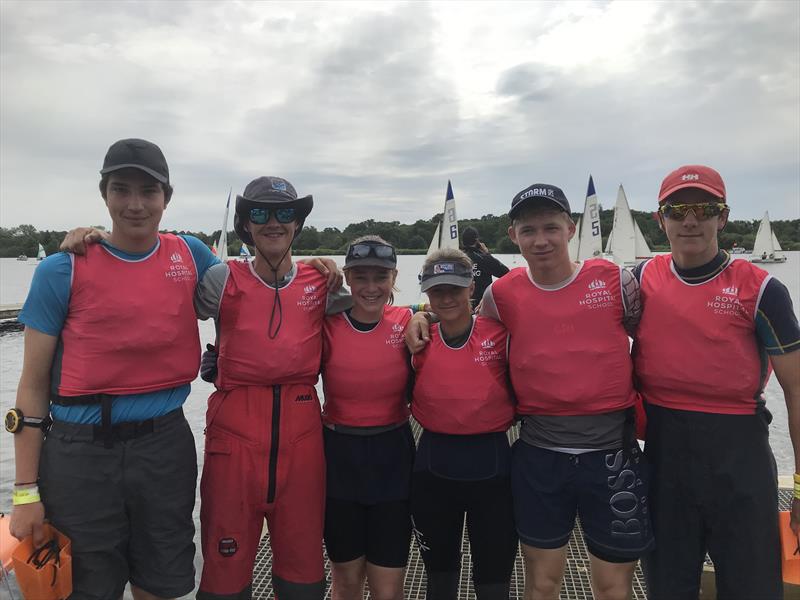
324,498,411,567
324,422,415,503
39,408,197,599
511,440,654,563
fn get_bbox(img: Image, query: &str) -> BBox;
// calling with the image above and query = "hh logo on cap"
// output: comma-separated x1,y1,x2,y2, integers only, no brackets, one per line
520,187,555,200
271,178,287,191
433,263,455,274
681,174,700,181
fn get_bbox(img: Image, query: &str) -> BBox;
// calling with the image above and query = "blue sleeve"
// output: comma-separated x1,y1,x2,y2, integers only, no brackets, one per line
18,253,73,336
180,235,220,281
755,278,800,355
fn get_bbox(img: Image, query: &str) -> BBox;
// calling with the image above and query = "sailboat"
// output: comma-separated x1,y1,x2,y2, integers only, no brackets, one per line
214,189,232,262
605,184,651,267
36,243,46,261
570,175,603,261
750,211,787,263
239,243,252,261
425,181,459,257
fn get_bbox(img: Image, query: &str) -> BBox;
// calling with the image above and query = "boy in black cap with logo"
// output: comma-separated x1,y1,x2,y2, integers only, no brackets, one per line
194,176,351,600
460,226,509,308
407,183,652,599
634,165,800,599
8,138,219,599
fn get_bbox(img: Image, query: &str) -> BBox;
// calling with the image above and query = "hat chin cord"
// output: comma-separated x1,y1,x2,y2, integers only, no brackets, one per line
253,228,303,340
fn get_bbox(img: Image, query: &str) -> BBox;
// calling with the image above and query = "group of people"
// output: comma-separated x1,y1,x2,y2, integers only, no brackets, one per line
5,136,798,600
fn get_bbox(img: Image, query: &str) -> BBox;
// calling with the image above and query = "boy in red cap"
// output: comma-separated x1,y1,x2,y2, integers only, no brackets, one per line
634,165,800,599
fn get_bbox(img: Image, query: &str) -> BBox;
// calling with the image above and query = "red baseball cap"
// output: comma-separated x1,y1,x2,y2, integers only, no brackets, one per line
658,165,726,204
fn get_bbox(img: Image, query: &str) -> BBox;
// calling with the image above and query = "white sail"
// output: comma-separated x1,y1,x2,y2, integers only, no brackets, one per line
771,231,784,252
634,219,651,258
577,176,603,260
217,189,232,262
425,181,459,258
36,243,46,261
751,211,774,258
569,215,581,261
607,185,637,266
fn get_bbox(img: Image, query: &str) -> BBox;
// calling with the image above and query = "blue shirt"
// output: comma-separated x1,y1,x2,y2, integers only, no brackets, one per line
19,235,218,424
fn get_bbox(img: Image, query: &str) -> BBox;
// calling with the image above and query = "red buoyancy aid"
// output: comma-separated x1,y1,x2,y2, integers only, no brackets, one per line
57,234,200,396
321,305,412,427
216,261,327,390
491,259,636,416
411,316,514,434
635,254,770,414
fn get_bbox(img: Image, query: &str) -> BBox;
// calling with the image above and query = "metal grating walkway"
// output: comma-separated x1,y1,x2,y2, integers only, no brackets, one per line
252,422,651,599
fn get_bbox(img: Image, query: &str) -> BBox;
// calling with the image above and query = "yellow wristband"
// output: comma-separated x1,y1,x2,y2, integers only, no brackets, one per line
12,486,41,506
794,473,800,484
794,481,800,500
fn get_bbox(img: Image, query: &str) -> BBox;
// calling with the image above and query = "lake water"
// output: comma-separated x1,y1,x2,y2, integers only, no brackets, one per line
0,252,797,597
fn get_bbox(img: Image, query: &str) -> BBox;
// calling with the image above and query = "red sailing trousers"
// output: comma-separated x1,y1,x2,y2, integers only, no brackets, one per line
198,383,325,597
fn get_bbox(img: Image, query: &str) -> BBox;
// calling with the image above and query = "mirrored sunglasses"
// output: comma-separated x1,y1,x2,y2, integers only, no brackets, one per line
347,243,396,261
249,206,297,224
659,202,727,221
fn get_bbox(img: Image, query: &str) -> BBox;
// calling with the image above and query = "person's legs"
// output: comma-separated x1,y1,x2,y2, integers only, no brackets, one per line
520,544,567,600
127,411,197,598
410,471,464,600
704,411,782,600
464,476,518,600
39,425,129,600
512,441,577,600
269,384,326,599
641,405,706,600
198,391,268,599
325,497,368,600
364,500,412,600
587,556,637,600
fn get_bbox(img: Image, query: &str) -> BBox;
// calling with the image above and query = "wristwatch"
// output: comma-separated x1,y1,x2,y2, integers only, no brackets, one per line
4,408,51,434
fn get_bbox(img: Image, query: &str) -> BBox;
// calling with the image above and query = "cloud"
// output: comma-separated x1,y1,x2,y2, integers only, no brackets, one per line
1,0,798,235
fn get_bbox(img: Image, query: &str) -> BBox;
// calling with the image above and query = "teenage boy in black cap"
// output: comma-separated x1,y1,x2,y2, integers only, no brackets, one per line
634,165,800,600
8,139,219,599
406,183,652,600
460,226,509,307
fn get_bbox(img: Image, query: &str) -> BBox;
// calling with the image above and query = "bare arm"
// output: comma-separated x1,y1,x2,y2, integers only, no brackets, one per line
772,351,800,536
10,327,58,544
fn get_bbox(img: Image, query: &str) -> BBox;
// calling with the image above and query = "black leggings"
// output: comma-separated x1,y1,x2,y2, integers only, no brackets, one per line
410,470,518,597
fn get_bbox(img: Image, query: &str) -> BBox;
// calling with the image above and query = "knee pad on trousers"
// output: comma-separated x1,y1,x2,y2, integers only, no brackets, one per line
273,575,325,600
426,570,459,600
474,581,511,600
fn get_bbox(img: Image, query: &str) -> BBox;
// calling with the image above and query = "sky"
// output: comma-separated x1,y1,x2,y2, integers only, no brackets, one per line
1,0,798,234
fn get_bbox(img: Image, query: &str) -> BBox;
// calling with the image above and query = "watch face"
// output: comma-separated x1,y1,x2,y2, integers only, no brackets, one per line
5,409,20,433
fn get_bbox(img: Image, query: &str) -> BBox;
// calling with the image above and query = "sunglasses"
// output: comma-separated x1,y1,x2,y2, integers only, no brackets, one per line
347,243,396,261
249,206,297,224
659,202,728,221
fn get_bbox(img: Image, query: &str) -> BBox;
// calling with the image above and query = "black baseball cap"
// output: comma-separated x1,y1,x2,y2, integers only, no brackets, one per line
419,260,473,292
100,138,169,184
509,183,570,219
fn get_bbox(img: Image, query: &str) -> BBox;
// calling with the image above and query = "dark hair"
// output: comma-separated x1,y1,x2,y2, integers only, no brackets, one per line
99,171,174,204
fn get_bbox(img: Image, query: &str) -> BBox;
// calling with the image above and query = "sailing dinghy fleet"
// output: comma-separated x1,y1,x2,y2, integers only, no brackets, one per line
210,178,789,268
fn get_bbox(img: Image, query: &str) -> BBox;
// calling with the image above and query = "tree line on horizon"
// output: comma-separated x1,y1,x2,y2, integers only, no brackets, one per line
2,210,798,258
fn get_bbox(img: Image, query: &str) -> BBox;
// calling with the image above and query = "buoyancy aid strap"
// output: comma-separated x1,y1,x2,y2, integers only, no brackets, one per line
52,393,115,449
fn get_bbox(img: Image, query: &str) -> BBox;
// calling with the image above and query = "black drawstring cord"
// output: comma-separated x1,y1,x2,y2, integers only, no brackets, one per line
255,243,293,340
